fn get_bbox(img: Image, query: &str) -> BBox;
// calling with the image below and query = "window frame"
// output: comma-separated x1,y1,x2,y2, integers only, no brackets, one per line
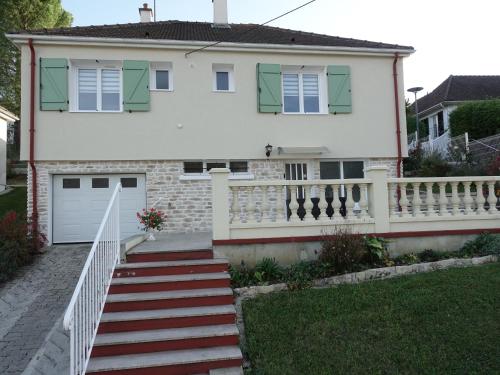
180,160,253,180
70,61,123,113
150,62,173,92
319,160,365,180
281,66,327,115
212,64,235,93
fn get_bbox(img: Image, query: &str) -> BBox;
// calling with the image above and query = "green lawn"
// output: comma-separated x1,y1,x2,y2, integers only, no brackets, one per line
0,187,27,217
243,263,500,375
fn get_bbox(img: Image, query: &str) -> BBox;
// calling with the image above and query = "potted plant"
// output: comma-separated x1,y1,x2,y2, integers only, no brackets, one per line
136,208,166,241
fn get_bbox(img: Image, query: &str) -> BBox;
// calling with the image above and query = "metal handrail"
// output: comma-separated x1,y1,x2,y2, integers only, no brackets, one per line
63,183,122,375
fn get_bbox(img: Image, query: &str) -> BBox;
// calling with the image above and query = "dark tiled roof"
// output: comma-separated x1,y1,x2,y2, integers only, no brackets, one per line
11,20,413,51
416,75,500,113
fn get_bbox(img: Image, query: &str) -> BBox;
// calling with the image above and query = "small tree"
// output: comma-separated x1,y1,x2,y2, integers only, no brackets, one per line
449,100,500,139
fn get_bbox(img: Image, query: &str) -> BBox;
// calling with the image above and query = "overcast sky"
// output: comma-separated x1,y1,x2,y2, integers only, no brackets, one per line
61,0,500,101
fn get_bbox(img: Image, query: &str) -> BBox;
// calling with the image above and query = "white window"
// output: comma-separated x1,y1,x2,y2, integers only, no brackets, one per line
212,64,235,92
282,67,326,114
180,160,252,180
150,62,173,91
72,61,122,112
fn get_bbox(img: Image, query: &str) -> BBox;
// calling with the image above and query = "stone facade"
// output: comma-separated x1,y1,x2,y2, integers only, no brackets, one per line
28,158,397,242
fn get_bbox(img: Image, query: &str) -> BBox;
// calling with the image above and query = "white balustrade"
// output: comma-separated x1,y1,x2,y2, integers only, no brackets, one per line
64,183,122,375
226,178,373,225
388,177,500,219
212,170,499,242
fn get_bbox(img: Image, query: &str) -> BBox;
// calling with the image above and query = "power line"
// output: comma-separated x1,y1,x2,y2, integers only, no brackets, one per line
185,0,318,57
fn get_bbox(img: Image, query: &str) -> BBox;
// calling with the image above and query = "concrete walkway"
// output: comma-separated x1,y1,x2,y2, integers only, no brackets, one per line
129,232,212,253
0,244,89,375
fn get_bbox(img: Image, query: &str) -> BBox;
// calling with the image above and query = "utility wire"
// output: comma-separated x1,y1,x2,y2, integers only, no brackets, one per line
185,0,318,57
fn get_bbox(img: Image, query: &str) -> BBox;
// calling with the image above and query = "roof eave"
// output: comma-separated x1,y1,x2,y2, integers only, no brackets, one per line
0,106,19,122
6,33,415,56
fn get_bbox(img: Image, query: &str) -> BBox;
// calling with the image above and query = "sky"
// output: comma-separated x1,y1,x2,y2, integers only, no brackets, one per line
61,0,500,101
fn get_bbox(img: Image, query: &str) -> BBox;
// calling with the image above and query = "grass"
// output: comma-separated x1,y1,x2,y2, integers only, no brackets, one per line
0,187,27,217
243,263,500,375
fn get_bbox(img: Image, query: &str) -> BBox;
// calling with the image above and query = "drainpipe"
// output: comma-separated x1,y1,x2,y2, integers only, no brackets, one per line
28,38,39,249
392,53,403,178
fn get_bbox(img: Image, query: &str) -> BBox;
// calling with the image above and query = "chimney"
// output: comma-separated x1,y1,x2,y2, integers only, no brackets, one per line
212,0,229,26
139,3,153,23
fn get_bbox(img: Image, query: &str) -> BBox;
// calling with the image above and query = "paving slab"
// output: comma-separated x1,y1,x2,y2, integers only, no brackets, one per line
0,244,89,375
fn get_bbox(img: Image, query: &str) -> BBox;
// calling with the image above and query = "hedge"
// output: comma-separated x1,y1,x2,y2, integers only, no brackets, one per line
449,99,500,139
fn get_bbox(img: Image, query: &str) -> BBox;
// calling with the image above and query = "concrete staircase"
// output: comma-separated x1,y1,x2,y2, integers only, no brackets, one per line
87,246,243,375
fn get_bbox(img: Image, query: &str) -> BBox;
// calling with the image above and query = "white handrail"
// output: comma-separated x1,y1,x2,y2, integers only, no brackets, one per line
63,183,122,375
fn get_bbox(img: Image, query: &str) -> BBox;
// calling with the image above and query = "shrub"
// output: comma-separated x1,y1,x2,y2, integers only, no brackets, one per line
418,152,451,177
254,258,283,284
403,145,424,175
0,211,45,283
449,100,500,139
229,261,254,288
363,236,389,265
458,233,500,257
418,249,443,262
284,261,317,290
320,227,367,273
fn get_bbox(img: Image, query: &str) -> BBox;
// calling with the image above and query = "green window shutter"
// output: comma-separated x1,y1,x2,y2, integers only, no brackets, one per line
327,65,352,114
123,60,150,112
257,63,282,113
40,58,68,111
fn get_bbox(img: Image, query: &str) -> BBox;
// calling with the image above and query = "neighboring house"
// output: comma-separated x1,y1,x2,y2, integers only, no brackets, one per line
0,106,19,192
414,75,500,152
6,2,414,244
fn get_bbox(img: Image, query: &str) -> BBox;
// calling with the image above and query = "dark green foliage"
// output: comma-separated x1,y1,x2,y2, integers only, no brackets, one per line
0,211,45,283
284,261,331,291
319,227,366,273
254,258,283,284
363,236,389,265
458,233,500,257
418,249,443,262
229,262,254,288
243,263,500,374
406,114,428,138
449,100,500,139
418,152,451,177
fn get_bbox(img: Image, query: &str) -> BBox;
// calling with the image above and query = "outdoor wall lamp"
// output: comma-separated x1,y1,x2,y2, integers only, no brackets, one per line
265,144,273,158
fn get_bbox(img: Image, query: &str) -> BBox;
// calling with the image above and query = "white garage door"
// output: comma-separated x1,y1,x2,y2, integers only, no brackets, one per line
53,174,146,243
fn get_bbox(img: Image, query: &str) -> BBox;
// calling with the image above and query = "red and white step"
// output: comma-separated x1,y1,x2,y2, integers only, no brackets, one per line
87,247,243,375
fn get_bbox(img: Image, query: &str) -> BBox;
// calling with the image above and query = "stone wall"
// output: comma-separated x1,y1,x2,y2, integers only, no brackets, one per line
28,158,397,241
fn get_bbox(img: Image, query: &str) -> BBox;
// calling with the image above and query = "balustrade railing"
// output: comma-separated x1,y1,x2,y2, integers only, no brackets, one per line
228,179,373,225
63,183,122,375
388,177,500,218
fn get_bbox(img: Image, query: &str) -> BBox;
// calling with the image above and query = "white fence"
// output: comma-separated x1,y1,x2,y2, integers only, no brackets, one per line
63,183,122,375
210,168,500,240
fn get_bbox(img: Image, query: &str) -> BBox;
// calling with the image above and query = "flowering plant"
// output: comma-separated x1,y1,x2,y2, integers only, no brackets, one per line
136,208,166,231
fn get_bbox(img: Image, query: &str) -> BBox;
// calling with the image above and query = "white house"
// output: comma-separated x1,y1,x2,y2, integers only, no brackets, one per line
7,2,414,244
415,75,500,154
0,106,19,192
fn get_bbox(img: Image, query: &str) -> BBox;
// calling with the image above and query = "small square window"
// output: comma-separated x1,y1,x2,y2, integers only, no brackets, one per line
155,70,169,90
184,162,204,174
121,178,137,188
207,162,227,171
92,178,109,189
63,178,80,189
229,161,248,173
216,72,229,91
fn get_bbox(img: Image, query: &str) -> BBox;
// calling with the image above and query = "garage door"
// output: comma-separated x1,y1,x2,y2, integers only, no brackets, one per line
53,174,146,243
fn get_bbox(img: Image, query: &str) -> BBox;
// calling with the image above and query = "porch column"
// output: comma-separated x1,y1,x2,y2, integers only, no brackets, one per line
365,166,390,233
210,168,231,241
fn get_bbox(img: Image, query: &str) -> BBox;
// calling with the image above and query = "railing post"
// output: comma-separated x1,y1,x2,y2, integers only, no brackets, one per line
210,168,231,240
365,166,390,233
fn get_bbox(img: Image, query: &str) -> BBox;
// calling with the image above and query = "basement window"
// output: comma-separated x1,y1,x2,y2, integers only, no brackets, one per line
181,161,251,180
